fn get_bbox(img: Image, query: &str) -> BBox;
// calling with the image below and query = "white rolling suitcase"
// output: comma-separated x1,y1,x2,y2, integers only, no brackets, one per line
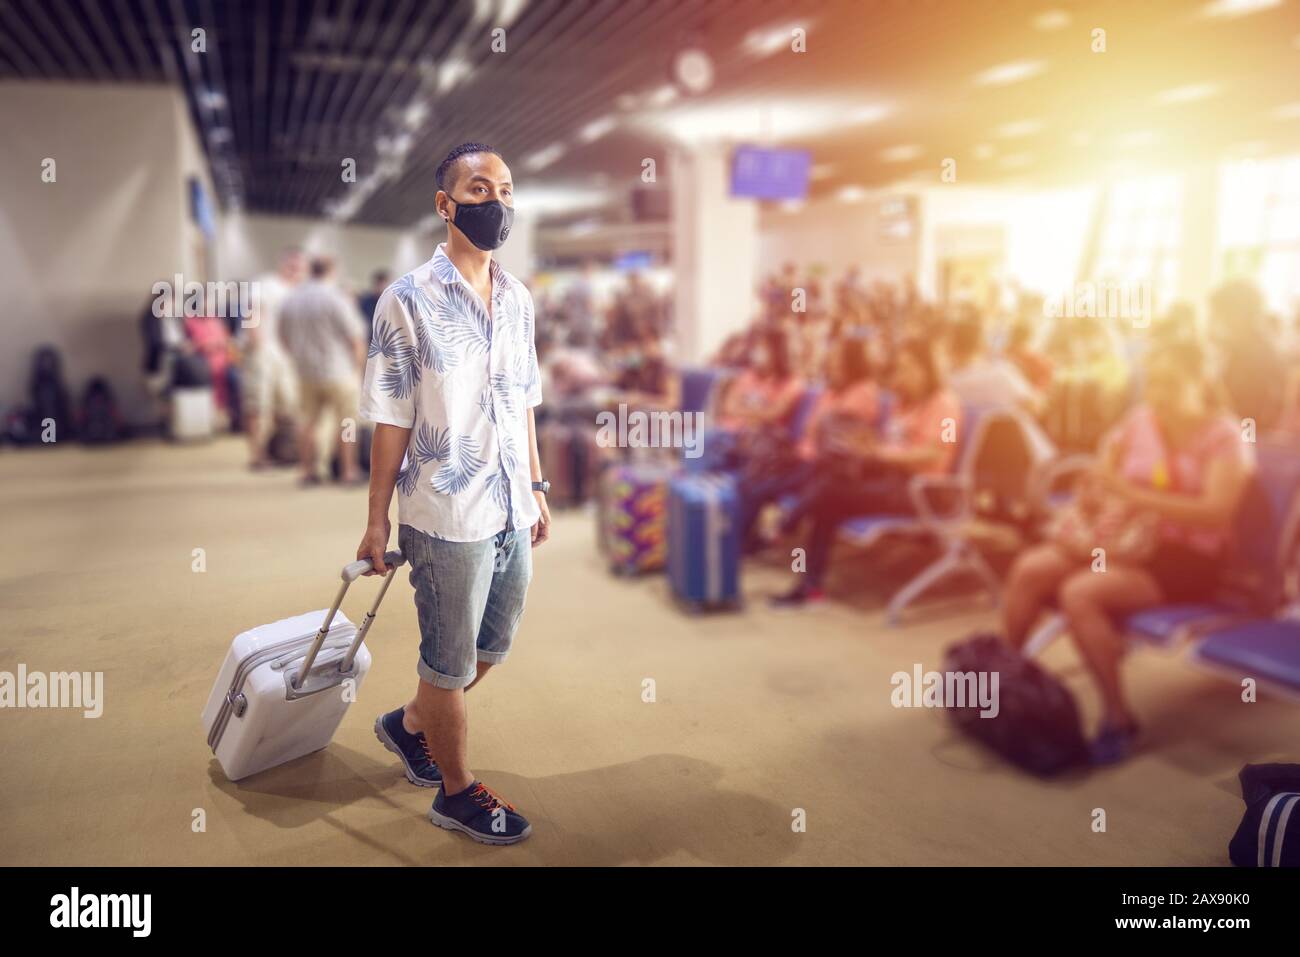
202,550,405,781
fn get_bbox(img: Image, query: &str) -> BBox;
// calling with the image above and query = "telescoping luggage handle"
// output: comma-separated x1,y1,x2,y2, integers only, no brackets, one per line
292,549,405,689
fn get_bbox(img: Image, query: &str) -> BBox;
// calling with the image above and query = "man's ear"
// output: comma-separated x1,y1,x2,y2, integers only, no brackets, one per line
435,190,450,221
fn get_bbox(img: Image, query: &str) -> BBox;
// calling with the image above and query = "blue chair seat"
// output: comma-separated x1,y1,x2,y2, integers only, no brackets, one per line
1124,604,1233,645
838,514,917,542
1193,620,1300,693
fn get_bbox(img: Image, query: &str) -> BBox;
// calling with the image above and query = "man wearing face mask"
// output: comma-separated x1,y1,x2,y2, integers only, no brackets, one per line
356,143,549,845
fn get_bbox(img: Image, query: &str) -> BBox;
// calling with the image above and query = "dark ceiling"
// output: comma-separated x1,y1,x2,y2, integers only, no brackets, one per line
2,0,1299,228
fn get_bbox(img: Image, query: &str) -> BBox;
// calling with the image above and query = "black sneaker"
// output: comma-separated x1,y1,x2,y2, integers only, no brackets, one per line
429,781,532,845
373,708,442,788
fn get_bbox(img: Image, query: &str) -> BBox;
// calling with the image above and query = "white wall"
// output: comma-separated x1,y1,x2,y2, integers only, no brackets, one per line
758,189,921,284
0,82,203,427
217,212,424,289
218,209,539,293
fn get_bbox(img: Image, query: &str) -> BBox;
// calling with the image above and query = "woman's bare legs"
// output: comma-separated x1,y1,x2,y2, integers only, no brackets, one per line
1057,566,1164,732
1002,543,1077,649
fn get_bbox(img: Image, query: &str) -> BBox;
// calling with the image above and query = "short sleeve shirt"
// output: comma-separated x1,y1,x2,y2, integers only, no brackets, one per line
360,244,543,543
1106,405,1255,554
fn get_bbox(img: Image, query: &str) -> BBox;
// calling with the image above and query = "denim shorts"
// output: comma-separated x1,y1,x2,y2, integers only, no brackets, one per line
398,523,533,690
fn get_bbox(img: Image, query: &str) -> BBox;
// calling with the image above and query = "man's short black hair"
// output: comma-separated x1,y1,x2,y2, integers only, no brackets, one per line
436,142,503,194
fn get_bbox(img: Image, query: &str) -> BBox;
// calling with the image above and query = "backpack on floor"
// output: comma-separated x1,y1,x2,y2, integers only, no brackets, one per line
28,345,73,440
1229,764,1300,867
79,377,125,444
943,632,1090,777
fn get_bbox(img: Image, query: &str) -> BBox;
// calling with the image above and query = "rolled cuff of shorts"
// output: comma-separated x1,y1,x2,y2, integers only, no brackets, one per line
416,657,475,690
476,649,510,665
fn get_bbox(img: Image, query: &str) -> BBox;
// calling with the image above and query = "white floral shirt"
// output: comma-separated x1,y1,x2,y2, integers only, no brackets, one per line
360,244,542,542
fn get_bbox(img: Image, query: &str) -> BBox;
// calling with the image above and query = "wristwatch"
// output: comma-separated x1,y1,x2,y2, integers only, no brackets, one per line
531,480,550,495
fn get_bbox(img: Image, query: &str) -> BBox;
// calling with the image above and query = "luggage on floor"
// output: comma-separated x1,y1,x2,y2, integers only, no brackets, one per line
597,463,671,574
169,387,215,441
942,632,1089,776
1229,763,1300,867
539,421,596,507
202,550,405,782
668,473,741,609
28,345,73,441
267,415,299,465
79,377,125,445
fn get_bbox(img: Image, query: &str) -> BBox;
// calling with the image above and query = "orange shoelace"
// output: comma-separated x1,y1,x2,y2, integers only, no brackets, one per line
470,782,515,812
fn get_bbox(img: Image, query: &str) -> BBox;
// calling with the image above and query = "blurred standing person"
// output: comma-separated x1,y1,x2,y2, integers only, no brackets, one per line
278,256,368,486
357,269,391,344
243,247,306,468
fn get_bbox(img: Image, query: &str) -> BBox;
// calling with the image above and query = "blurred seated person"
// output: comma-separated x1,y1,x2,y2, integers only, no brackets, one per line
741,335,879,549
1041,314,1131,451
604,271,664,350
715,327,805,433
946,310,1042,414
771,337,961,606
610,331,678,411
1004,317,1053,393
1000,338,1254,764
140,291,210,394
1209,280,1287,433
542,328,609,420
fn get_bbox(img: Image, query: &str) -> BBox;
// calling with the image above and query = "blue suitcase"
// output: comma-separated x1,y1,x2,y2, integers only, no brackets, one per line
668,473,741,610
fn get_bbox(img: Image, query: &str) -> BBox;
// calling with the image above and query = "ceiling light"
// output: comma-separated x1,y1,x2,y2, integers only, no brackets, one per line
973,60,1046,86
437,57,472,94
1201,0,1282,18
578,115,618,143
879,144,923,163
996,119,1043,138
1152,82,1219,105
742,22,807,58
523,143,566,171
645,85,679,108
639,98,891,144
198,89,226,111
673,48,715,94
998,153,1033,169
835,185,868,203
1033,10,1072,30
403,101,428,129
972,143,995,159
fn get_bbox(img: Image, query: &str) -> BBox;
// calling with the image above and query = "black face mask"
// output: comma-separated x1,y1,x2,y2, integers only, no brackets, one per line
447,198,514,251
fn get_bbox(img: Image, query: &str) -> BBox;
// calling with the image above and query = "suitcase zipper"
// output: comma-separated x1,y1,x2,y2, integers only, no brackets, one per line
207,626,351,752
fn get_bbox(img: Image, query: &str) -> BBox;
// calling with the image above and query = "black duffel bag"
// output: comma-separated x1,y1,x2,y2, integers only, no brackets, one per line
943,632,1089,776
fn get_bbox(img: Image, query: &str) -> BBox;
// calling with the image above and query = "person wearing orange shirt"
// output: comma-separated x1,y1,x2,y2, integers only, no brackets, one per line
772,337,961,606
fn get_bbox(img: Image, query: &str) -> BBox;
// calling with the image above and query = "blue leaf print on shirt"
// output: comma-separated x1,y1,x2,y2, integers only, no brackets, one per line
370,315,419,400
478,388,497,425
485,462,512,513
431,434,487,495
437,283,492,355
393,275,459,375
397,422,451,496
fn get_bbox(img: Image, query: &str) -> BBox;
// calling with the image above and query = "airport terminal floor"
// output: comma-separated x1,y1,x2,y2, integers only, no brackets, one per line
1,438,1290,867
